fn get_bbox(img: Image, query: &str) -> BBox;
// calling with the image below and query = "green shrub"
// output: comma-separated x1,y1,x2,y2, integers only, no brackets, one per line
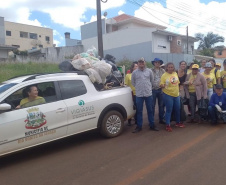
0,62,61,83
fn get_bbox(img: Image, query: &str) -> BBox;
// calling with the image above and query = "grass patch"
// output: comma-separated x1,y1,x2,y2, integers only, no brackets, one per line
0,62,61,83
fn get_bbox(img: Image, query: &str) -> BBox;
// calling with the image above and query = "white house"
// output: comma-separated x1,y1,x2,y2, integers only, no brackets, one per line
80,14,198,64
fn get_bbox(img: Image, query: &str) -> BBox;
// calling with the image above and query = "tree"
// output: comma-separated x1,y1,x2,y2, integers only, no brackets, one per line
195,32,225,50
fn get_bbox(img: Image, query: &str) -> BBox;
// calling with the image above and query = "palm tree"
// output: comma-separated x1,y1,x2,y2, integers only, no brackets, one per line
195,32,225,49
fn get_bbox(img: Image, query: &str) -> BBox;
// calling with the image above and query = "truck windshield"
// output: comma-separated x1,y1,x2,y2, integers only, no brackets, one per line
0,83,17,94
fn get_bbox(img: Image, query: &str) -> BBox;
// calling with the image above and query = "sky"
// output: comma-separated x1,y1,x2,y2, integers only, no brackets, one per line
1,0,226,48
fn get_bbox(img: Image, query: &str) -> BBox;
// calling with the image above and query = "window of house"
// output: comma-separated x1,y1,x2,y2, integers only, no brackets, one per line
39,45,43,48
58,80,87,100
20,31,28,38
30,33,38,39
6,31,11,36
218,51,222,55
45,36,50,42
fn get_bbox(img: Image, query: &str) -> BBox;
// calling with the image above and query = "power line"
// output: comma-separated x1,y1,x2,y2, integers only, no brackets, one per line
127,0,226,32
127,0,185,28
136,0,226,28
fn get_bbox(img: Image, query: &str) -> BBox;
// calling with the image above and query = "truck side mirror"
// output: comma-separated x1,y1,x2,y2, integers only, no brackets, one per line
0,103,12,111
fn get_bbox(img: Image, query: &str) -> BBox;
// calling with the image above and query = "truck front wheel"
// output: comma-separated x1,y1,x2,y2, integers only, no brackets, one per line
100,110,124,138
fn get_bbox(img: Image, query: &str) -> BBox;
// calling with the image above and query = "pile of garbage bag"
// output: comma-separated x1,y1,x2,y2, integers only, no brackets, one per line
59,47,123,90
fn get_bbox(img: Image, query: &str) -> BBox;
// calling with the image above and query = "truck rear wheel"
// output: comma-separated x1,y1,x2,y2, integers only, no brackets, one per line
100,110,124,138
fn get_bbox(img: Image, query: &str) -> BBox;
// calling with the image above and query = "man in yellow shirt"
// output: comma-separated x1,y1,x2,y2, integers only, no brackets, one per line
220,59,226,92
209,59,221,84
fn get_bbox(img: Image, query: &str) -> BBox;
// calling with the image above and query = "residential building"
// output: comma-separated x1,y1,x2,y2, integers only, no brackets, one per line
4,19,53,51
214,47,226,58
65,32,82,46
81,14,197,64
0,17,17,60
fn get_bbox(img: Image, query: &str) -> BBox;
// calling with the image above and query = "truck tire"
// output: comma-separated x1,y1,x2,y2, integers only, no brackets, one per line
100,110,124,138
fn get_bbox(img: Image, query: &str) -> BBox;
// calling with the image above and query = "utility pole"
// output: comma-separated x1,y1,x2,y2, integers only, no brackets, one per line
186,26,189,54
96,0,104,59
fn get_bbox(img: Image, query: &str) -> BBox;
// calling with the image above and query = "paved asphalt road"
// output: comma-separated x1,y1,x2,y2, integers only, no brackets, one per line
1,111,226,185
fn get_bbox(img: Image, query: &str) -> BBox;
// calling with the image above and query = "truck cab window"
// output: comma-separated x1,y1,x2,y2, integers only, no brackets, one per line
59,80,87,99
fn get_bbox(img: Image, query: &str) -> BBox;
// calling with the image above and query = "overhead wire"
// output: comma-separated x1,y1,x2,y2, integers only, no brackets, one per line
127,0,226,33
135,0,226,28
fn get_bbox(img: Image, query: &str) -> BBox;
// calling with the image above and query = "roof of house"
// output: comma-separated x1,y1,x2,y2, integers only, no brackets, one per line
110,14,167,30
0,45,17,50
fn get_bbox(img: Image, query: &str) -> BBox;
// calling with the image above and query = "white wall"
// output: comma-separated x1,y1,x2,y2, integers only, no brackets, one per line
0,50,8,59
82,28,156,51
152,33,170,53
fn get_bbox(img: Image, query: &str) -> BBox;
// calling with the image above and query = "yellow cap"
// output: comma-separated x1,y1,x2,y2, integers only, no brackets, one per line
216,63,221,67
192,64,199,69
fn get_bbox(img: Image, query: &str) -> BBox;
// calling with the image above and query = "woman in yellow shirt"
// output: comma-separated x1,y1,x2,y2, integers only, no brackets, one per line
125,62,138,126
202,62,216,100
160,62,185,132
220,59,226,92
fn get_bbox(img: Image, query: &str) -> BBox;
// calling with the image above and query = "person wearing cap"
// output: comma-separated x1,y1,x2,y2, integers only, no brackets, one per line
220,59,226,92
209,59,221,84
208,84,226,125
187,62,194,74
199,59,206,73
125,62,138,126
151,58,165,124
216,63,221,71
131,59,157,133
184,64,208,123
160,62,185,132
202,62,216,100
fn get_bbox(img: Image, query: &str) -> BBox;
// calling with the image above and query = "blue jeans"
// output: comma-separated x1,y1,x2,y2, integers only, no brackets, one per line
152,89,165,121
163,93,180,125
224,88,226,93
136,96,155,128
208,106,217,123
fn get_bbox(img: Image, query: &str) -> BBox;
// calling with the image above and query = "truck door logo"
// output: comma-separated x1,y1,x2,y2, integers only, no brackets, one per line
78,100,85,107
25,107,47,129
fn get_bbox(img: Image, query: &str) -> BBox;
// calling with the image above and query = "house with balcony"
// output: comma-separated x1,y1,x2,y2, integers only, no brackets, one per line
81,14,198,65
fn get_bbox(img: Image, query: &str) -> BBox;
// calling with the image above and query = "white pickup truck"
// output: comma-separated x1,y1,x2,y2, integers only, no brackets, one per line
0,72,135,156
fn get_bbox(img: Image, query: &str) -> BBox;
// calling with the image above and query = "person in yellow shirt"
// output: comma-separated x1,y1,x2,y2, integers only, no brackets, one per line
160,62,185,132
125,62,138,126
216,63,221,71
202,62,216,100
209,59,221,84
220,59,226,92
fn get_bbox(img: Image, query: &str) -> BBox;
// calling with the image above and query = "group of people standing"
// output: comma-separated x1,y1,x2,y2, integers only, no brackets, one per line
125,58,226,133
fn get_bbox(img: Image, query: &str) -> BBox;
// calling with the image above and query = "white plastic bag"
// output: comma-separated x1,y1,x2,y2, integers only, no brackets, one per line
92,60,112,83
86,46,98,58
71,58,91,70
84,68,102,84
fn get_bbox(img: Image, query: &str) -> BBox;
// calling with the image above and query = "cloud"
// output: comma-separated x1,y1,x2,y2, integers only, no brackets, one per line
53,39,61,47
118,10,125,15
133,0,226,48
53,30,64,40
0,0,126,30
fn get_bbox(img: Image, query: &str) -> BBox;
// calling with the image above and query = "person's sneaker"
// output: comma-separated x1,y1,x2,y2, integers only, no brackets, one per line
166,125,172,132
175,123,185,128
132,127,142,133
